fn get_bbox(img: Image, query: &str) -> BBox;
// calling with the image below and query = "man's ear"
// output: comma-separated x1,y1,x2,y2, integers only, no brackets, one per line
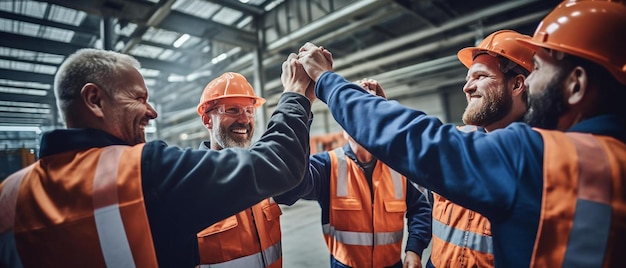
81,83,104,118
565,66,588,105
510,74,525,96
203,114,213,129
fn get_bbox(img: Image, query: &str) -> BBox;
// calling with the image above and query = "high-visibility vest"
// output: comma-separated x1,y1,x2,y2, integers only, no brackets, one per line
428,124,493,268
325,147,406,267
0,145,158,267
430,194,494,267
531,130,626,267
197,198,282,268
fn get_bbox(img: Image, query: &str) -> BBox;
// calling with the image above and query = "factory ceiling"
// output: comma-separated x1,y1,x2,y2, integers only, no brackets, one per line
0,0,559,149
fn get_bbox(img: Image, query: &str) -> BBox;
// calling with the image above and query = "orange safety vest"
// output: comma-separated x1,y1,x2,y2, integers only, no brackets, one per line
197,198,282,268
325,147,407,267
430,194,494,267
531,130,626,268
429,123,494,268
0,145,157,267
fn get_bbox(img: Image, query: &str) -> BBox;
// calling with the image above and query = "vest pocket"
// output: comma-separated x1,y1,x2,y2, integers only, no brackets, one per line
384,200,407,212
262,202,283,221
332,198,362,210
197,215,239,237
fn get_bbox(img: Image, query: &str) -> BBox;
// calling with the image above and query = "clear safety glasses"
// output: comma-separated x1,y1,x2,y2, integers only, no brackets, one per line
207,104,256,117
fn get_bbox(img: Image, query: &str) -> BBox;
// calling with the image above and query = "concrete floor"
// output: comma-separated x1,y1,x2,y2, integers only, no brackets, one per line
280,200,432,267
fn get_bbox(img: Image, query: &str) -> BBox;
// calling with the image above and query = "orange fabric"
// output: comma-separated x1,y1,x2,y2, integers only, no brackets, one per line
532,130,626,267
197,198,282,267
430,193,494,268
1,145,157,267
326,149,406,267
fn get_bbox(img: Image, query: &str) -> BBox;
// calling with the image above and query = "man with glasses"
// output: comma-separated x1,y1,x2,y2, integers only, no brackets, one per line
195,72,284,268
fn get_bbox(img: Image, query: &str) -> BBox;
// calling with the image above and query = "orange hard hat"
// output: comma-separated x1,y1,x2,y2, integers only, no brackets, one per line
196,72,266,116
517,0,626,85
458,30,534,72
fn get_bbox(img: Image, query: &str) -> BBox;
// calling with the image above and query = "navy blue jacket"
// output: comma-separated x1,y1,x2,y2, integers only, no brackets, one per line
315,71,626,267
37,93,311,267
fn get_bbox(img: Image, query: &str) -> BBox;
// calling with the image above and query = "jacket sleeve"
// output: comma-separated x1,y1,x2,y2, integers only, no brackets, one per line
274,152,332,206
404,181,432,257
141,92,311,234
315,71,544,220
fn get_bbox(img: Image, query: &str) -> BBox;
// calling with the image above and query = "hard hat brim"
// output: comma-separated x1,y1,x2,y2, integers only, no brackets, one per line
196,95,266,116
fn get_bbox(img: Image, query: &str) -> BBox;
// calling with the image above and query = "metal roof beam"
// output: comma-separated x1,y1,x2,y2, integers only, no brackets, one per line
160,11,256,48
0,10,99,36
133,56,191,75
0,32,83,56
0,56,58,68
0,93,55,104
0,69,54,84
207,0,264,16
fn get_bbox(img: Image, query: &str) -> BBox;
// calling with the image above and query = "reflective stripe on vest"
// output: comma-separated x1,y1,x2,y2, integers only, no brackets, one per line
432,216,493,254
333,147,403,199
0,145,156,267
322,224,403,246
93,146,137,267
562,133,611,267
322,147,404,246
532,130,625,268
197,197,282,267
335,148,349,197
197,241,282,268
325,147,406,267
0,164,34,268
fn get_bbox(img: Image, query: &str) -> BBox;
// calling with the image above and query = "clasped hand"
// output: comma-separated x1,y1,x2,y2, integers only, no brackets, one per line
280,42,333,103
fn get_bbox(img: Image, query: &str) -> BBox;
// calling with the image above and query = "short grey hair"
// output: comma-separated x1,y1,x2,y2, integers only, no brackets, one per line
54,48,141,121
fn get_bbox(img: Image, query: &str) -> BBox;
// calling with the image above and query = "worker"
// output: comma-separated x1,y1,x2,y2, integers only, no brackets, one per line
275,80,432,268
426,30,535,268
195,72,282,267
295,0,626,266
0,49,313,267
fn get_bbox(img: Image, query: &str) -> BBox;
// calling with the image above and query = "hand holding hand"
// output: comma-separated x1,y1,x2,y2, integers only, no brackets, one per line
355,78,387,99
281,53,315,103
298,42,333,82
403,251,422,268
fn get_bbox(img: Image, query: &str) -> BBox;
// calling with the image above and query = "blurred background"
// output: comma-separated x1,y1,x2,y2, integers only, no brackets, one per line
0,0,560,179
0,0,561,265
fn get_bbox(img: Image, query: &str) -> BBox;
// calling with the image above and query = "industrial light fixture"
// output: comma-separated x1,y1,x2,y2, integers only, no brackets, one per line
173,34,190,48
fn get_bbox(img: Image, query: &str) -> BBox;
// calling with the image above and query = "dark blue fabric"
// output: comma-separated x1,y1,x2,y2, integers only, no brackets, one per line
314,71,626,268
35,92,311,267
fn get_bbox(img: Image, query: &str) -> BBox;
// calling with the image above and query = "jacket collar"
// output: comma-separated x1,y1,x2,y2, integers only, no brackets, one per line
39,128,129,158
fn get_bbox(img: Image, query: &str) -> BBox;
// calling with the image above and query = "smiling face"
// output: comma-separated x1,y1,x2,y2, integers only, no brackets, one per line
461,54,513,127
206,97,256,150
102,65,157,145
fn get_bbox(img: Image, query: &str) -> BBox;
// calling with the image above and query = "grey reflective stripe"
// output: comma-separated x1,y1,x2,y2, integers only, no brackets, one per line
198,241,282,268
432,218,493,254
333,147,348,197
0,164,32,268
93,146,136,268
322,224,403,246
388,168,403,199
262,241,281,267
562,133,611,268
